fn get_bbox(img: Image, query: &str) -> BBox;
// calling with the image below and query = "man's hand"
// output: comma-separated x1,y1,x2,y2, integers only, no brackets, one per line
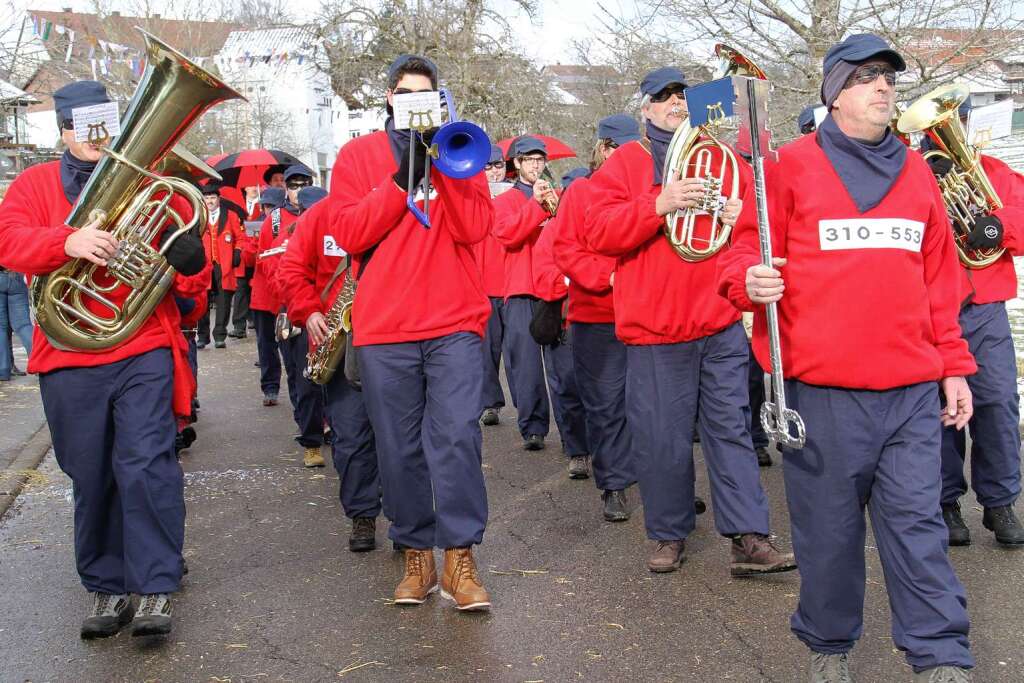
306,311,330,346
720,197,743,227
745,257,787,304
65,219,118,266
656,172,706,216
941,376,973,430
533,179,557,211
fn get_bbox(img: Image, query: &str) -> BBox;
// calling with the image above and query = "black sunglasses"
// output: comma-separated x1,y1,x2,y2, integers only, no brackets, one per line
649,86,686,103
845,64,897,87
286,181,312,190
393,87,436,95
485,161,504,169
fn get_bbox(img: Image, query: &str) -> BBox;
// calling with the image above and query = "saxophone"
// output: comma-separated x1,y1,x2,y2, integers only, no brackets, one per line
304,270,356,385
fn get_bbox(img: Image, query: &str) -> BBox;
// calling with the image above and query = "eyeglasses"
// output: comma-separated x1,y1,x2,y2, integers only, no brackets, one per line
393,87,435,95
649,86,686,103
485,161,504,170
518,155,546,165
286,181,312,190
845,64,897,88
603,140,619,150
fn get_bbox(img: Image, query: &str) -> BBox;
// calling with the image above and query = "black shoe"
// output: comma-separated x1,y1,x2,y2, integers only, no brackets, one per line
196,341,208,349
982,505,1024,546
480,407,500,426
349,517,377,552
182,558,189,576
228,330,247,339
11,366,26,377
81,592,134,639
523,434,545,451
756,446,773,467
263,393,278,407
602,489,630,522
214,341,226,349
695,496,707,515
942,502,971,547
568,455,591,479
131,593,172,637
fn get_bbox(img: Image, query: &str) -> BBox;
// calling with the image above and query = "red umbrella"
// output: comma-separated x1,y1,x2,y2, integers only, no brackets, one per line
497,135,576,161
212,149,306,189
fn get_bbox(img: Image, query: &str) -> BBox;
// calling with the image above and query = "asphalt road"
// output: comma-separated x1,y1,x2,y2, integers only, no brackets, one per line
0,336,1021,683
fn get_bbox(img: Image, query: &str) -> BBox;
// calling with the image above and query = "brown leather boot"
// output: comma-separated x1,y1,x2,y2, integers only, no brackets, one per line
440,547,491,611
730,533,798,576
647,540,685,573
394,549,437,605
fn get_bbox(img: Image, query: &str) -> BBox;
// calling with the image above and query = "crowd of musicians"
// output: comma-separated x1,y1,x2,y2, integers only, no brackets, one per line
0,30,1022,683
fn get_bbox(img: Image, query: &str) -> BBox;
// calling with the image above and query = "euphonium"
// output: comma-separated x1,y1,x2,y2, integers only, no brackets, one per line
30,29,244,351
663,43,766,262
304,270,356,385
897,83,1005,269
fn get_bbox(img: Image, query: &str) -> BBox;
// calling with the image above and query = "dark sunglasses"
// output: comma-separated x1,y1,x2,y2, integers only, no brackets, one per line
485,161,504,170
393,87,436,95
649,86,686,103
846,64,897,87
286,180,312,190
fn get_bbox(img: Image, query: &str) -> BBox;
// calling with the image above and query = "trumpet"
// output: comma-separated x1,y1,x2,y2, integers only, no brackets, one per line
533,169,559,215
663,43,766,262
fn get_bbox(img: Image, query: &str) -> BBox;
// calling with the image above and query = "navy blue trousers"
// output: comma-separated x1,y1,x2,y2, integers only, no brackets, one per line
747,345,769,449
542,333,590,457
940,302,1021,508
323,368,382,519
253,310,282,398
482,296,515,411
358,332,488,549
279,333,324,447
784,380,973,671
502,297,550,439
184,330,197,380
626,322,770,540
39,349,184,595
572,322,635,491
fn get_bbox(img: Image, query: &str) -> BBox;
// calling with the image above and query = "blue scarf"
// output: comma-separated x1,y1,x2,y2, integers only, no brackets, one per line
514,179,534,199
282,201,300,216
385,116,412,166
60,150,97,204
645,121,675,185
816,114,907,213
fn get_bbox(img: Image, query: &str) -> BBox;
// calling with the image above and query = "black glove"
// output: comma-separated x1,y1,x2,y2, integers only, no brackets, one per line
393,134,429,192
927,155,954,178
160,230,206,276
232,249,242,268
966,215,1003,250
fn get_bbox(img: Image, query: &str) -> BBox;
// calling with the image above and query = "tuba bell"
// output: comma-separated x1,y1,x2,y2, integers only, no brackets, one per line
897,83,1004,269
30,29,244,351
662,44,766,262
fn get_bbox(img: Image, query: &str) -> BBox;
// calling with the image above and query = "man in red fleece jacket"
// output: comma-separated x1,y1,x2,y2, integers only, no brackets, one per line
492,135,562,452
927,104,1024,548
0,81,206,639
325,55,493,611
277,186,382,553
552,114,642,522
720,35,977,681
474,143,515,426
584,67,795,578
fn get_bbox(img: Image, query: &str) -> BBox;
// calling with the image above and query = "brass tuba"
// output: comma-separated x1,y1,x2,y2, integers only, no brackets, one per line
30,29,244,351
663,44,766,262
304,270,356,385
897,83,1004,269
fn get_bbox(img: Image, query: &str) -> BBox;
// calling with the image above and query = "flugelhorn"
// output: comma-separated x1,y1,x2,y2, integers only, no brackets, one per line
663,43,766,262
30,29,244,351
897,83,1005,269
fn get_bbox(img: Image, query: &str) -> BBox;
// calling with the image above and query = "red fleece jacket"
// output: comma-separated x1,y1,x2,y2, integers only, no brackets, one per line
246,207,300,312
278,200,349,329
325,131,492,346
492,183,555,299
716,133,975,390
551,178,616,324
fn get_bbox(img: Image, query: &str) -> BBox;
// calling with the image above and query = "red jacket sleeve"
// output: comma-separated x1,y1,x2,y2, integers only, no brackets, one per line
532,221,568,302
583,151,663,256
433,171,493,246
987,157,1024,256
716,162,792,313
279,204,325,327
327,141,408,255
173,258,213,299
920,171,977,379
0,167,75,275
493,190,549,249
552,183,614,294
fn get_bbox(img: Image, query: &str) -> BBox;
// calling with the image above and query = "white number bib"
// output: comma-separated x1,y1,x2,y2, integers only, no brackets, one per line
323,235,346,257
819,218,924,252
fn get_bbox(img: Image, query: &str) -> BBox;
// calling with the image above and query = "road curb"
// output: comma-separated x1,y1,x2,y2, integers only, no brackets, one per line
0,421,52,521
